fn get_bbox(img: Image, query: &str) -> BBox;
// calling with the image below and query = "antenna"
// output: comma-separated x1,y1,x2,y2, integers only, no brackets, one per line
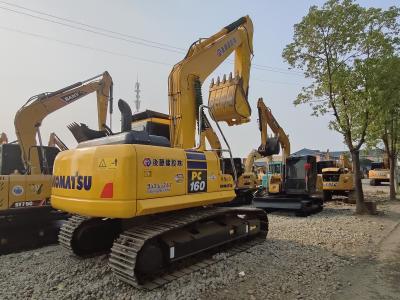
134,75,141,113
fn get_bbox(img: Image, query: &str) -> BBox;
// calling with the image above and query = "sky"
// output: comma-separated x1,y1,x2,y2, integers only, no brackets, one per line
0,0,397,157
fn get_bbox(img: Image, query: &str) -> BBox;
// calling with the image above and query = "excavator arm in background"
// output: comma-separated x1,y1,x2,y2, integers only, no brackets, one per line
14,71,113,174
1,132,8,144
257,98,290,160
168,16,253,149
244,149,262,173
48,132,68,151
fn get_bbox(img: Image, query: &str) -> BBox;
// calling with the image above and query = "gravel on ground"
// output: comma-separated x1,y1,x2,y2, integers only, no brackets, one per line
1,180,399,300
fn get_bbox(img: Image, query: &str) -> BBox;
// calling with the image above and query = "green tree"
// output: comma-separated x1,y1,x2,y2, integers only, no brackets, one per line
368,56,400,200
282,0,399,214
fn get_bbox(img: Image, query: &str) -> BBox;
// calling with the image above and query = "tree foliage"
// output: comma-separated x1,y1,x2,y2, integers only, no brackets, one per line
367,56,400,199
282,0,400,213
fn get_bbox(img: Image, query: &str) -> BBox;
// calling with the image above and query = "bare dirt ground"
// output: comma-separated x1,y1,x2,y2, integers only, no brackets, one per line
0,180,399,300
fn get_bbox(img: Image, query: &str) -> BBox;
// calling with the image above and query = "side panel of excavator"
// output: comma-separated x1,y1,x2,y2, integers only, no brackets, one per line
51,144,236,219
0,174,52,212
0,176,8,211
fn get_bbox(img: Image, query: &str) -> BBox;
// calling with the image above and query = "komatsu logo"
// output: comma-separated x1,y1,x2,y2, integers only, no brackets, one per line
52,175,92,191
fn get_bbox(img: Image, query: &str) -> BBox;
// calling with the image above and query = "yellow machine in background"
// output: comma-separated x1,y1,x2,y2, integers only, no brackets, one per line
252,99,323,215
369,154,389,186
255,98,290,194
0,72,113,253
53,16,268,288
48,132,69,151
237,149,262,191
235,97,286,203
320,154,355,201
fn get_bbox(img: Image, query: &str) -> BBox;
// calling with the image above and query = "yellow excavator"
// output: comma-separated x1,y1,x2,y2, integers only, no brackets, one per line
0,72,113,253
52,16,268,288
252,100,323,215
256,98,290,194
235,97,286,204
369,153,390,186
237,149,262,192
319,154,355,201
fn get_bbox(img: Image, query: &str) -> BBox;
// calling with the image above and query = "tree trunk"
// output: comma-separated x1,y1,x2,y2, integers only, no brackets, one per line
395,158,399,195
389,154,397,200
351,150,367,214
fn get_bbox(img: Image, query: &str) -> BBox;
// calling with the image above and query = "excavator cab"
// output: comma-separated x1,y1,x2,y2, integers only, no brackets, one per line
208,73,251,126
0,144,59,175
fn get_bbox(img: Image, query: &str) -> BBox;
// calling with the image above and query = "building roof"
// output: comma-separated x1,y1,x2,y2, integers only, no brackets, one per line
291,148,347,158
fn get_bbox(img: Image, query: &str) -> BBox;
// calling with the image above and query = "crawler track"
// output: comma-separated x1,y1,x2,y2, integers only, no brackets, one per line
58,215,88,251
109,207,268,289
0,210,67,255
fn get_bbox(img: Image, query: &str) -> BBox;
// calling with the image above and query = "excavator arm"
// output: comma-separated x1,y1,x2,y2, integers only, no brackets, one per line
168,16,253,149
244,149,262,173
14,71,113,174
48,132,69,151
257,98,290,160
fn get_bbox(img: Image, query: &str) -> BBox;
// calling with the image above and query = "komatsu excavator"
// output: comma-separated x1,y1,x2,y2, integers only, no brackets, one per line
252,100,323,216
0,72,113,253
52,16,268,289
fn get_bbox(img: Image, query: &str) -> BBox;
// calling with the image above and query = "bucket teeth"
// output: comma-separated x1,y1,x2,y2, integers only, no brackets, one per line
209,74,242,91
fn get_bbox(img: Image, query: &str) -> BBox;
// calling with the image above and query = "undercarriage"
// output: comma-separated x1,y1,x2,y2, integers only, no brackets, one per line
58,206,268,289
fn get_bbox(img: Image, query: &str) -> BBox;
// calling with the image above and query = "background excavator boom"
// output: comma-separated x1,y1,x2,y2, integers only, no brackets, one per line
257,98,290,160
48,132,69,151
14,71,113,174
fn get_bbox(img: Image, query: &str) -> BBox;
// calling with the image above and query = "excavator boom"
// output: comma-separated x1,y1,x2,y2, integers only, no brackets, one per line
14,72,113,174
169,16,253,149
48,132,69,151
257,98,290,160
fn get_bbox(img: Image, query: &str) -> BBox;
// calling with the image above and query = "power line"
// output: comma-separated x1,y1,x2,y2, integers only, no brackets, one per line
0,25,172,66
0,25,304,87
0,5,184,54
0,0,304,77
0,0,184,51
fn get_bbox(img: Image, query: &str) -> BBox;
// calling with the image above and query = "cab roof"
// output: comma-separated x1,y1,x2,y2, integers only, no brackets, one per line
131,110,169,122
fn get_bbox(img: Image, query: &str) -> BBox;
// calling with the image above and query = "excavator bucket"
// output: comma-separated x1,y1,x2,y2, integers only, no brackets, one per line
258,136,280,157
208,74,251,126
